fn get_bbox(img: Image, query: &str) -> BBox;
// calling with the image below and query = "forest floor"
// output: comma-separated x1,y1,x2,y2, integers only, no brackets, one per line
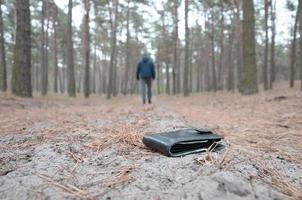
0,83,302,200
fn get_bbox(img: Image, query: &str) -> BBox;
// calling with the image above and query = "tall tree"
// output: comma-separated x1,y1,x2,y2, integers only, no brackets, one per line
299,0,302,90
67,0,76,96
160,10,170,95
269,0,276,89
172,0,180,94
240,0,258,94
92,0,101,94
204,11,211,91
52,4,59,93
83,0,90,98
227,16,235,92
122,0,131,95
107,0,119,99
41,0,49,96
0,0,6,92
289,1,300,88
263,0,269,90
210,8,217,92
217,0,225,90
233,0,243,90
183,0,190,96
12,0,32,97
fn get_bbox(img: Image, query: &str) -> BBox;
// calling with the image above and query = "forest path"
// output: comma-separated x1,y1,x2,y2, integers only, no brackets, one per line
0,88,301,200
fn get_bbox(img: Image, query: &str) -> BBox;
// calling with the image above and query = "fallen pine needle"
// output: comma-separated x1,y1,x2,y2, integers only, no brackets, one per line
37,174,94,200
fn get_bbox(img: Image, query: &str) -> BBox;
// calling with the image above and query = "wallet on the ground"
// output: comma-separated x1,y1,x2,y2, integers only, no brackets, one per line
143,128,223,157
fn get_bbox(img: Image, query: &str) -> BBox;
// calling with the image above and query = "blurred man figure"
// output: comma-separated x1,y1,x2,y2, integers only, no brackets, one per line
136,53,156,104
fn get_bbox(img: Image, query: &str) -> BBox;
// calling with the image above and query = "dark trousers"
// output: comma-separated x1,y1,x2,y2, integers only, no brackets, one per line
140,78,152,103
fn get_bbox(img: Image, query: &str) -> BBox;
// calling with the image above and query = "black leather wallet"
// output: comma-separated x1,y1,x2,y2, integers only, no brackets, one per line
143,128,223,157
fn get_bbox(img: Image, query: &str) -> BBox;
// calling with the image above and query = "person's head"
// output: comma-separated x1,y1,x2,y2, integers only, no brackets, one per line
142,51,150,62
142,51,150,58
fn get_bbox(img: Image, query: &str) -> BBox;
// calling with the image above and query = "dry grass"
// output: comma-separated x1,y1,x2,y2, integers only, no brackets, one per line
255,160,302,200
196,145,302,200
195,141,230,167
105,166,135,188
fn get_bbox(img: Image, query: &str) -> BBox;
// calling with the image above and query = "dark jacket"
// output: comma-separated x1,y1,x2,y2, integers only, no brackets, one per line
136,56,156,80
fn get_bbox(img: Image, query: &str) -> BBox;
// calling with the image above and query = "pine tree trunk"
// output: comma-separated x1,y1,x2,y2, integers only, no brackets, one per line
157,61,161,95
83,0,90,98
67,0,76,97
210,10,217,92
60,51,66,93
299,0,302,91
196,41,202,92
53,7,58,93
290,4,300,88
92,1,99,94
58,67,64,93
113,53,118,96
234,0,243,91
92,39,97,94
204,13,210,92
160,12,170,95
183,0,189,96
34,65,40,92
227,21,235,92
0,0,6,92
269,0,276,89
12,0,32,97
172,1,179,95
41,0,48,96
241,0,258,95
107,0,118,99
189,45,193,92
166,63,170,94
123,0,130,95
98,60,102,95
102,59,107,94
263,0,269,90
218,1,224,90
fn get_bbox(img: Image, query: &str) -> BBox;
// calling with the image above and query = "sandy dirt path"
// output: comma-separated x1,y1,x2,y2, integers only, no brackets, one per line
0,89,301,200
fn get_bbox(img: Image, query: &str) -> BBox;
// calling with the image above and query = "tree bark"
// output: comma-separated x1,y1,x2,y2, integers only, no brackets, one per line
122,0,130,95
83,0,90,98
233,0,243,91
92,38,97,94
269,0,276,89
241,0,258,94
290,3,300,88
210,9,217,92
173,1,180,94
204,12,210,92
166,63,170,94
12,0,32,97
53,5,58,93
0,0,6,92
161,11,170,95
183,0,189,96
263,0,269,90
227,18,235,92
218,1,224,90
299,0,302,90
92,1,99,94
67,0,76,97
156,58,161,95
41,0,49,96
107,0,119,99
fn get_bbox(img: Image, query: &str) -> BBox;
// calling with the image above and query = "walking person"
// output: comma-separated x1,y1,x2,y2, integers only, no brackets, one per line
136,53,156,104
